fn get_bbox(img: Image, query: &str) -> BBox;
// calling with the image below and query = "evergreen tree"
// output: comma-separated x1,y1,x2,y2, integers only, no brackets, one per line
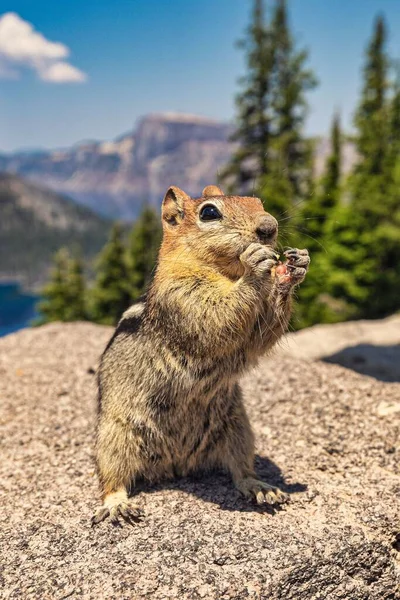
221,0,316,221
299,113,342,254
220,0,274,192
386,67,400,174
264,0,317,202
90,223,131,325
371,71,400,316
37,248,87,323
64,254,87,321
37,248,71,323
294,115,345,328
325,16,400,319
128,205,162,301
349,16,390,227
353,15,388,179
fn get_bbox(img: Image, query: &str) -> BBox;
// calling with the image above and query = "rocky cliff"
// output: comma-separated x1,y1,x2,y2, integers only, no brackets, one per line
0,113,357,220
0,321,398,599
0,114,235,219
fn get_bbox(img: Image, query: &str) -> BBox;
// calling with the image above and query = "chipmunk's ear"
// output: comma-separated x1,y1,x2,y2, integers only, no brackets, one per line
162,186,190,225
202,185,224,197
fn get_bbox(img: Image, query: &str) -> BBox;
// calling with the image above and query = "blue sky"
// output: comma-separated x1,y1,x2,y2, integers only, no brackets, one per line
1,0,400,152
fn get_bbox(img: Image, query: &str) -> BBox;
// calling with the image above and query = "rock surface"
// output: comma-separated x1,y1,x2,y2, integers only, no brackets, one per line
278,314,400,382
0,322,399,599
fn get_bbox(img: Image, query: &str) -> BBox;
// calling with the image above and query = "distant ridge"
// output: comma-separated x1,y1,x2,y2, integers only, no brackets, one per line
0,173,111,286
0,113,357,220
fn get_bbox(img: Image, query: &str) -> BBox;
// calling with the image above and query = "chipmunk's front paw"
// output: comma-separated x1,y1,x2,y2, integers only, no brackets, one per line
275,248,310,288
236,477,289,506
91,500,144,527
240,243,279,280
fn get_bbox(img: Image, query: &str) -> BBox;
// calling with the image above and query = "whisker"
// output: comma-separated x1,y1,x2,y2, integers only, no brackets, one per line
278,215,329,224
291,228,328,252
275,197,309,219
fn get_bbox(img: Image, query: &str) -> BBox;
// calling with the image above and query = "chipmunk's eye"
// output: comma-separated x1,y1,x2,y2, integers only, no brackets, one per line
199,204,222,221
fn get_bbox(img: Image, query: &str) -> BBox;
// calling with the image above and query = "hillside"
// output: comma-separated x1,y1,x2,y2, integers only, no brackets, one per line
0,173,111,286
0,113,357,219
0,322,398,599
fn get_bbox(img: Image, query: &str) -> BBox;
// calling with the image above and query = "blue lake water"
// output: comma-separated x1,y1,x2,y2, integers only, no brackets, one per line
0,282,39,337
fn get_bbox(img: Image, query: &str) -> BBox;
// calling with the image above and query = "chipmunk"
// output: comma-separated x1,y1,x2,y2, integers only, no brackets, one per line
92,184,310,526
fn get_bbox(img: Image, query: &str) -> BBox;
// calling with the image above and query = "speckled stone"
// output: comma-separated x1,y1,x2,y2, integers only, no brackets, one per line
0,322,399,599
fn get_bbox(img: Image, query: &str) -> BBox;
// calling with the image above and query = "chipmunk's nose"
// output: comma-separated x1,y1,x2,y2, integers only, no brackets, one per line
255,215,278,244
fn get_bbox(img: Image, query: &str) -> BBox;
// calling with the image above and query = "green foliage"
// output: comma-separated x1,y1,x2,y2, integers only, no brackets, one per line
354,16,388,176
299,115,342,255
67,254,87,321
387,70,400,170
296,14,400,328
128,206,162,301
89,223,132,325
326,15,400,320
221,0,317,219
37,248,87,324
37,204,163,328
220,0,273,191
37,249,71,324
224,6,398,330
294,116,344,328
265,0,317,200
258,164,294,219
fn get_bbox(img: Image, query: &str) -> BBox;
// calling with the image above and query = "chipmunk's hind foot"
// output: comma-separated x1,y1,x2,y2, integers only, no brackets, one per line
237,477,289,506
91,489,144,527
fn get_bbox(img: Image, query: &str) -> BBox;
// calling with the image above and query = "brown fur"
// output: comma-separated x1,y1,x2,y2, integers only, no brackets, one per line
92,185,310,526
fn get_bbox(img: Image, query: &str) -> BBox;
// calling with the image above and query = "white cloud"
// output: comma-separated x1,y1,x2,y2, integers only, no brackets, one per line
0,12,87,83
39,61,86,83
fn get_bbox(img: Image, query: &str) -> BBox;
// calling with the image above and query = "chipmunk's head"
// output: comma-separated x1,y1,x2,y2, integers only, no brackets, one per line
160,185,278,277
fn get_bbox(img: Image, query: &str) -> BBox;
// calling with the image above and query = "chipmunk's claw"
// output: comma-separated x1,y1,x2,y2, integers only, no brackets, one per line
91,507,110,526
91,503,144,527
284,248,310,269
236,477,289,506
117,504,144,526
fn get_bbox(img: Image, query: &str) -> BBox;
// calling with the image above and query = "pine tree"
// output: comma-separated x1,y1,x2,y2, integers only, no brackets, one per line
221,0,316,221
349,16,390,226
324,17,400,318
370,70,400,316
294,114,345,328
353,15,388,179
64,254,87,321
37,248,72,324
37,248,87,323
90,223,131,325
298,113,342,254
128,206,162,302
386,67,400,175
322,15,400,320
220,0,274,192
265,0,317,201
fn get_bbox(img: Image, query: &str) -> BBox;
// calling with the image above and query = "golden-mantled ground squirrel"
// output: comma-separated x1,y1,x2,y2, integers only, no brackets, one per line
92,185,310,526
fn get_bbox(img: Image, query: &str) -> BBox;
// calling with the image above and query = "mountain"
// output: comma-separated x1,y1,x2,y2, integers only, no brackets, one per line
0,173,111,286
0,113,358,220
0,113,235,220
